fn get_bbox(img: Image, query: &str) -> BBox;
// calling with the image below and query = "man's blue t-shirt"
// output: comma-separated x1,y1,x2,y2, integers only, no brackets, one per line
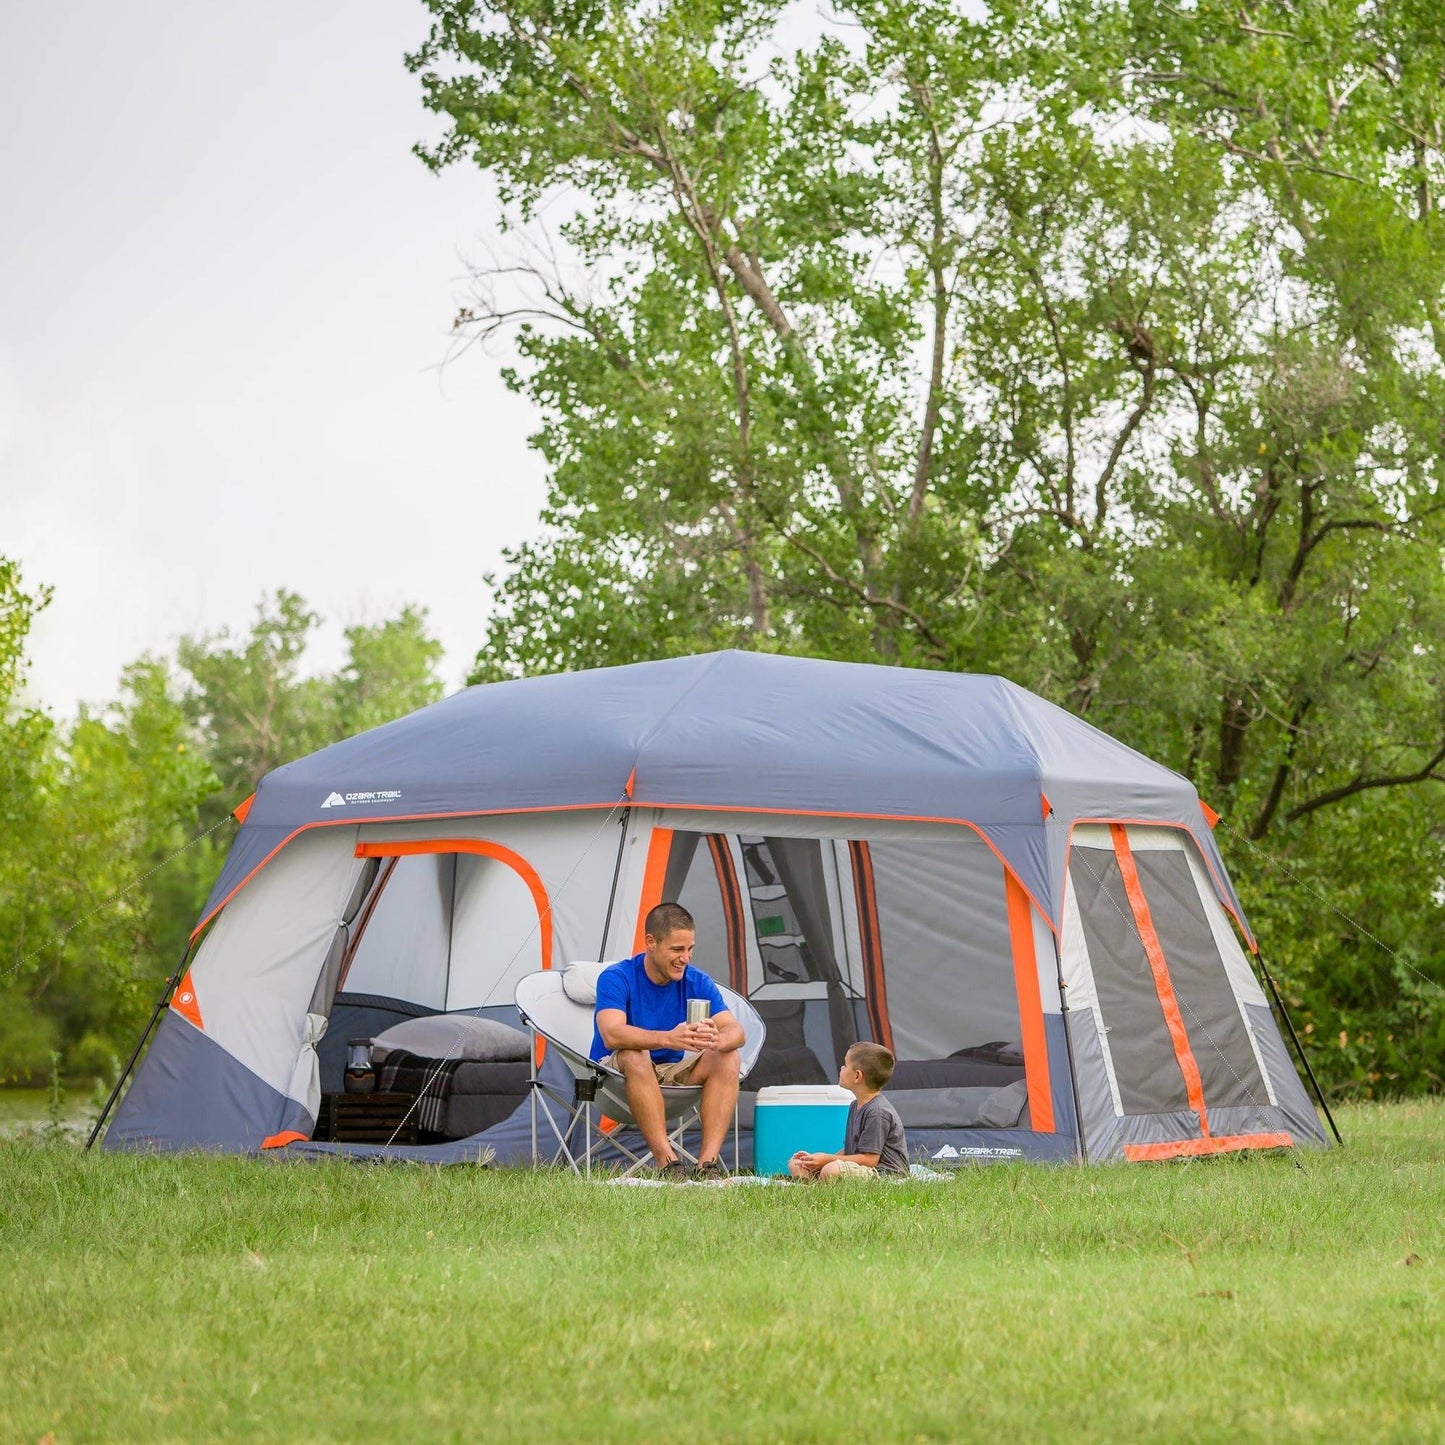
588,952,728,1063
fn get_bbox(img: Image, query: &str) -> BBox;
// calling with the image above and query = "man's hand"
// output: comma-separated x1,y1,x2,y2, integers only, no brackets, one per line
663,1020,718,1052
790,1150,825,1178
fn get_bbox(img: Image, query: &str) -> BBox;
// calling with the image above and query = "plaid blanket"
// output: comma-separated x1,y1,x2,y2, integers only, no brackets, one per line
374,1049,468,1135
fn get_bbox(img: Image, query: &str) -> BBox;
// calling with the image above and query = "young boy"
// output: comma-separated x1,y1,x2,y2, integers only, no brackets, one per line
789,1041,909,1180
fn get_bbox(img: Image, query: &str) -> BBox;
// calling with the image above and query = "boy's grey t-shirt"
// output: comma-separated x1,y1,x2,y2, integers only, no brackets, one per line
843,1093,909,1175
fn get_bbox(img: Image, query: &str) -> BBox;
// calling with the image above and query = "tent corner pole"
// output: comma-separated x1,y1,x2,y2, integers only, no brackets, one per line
1055,981,1087,1165
1258,949,1343,1146
595,803,632,962
85,942,195,1151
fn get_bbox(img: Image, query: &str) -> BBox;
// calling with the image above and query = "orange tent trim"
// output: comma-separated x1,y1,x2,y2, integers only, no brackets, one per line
1125,1132,1292,1162
1005,874,1054,1133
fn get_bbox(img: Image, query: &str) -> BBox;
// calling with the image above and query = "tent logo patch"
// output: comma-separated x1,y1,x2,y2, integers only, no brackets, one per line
935,1145,1025,1161
320,789,402,810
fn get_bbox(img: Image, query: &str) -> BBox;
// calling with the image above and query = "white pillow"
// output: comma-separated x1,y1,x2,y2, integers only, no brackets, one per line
370,1014,530,1063
561,961,611,1006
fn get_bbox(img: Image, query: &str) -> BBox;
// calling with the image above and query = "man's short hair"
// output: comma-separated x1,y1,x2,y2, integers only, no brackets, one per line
846,1042,895,1091
644,901,694,941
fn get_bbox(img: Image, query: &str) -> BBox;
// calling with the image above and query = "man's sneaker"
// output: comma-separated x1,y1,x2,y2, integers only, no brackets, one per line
691,1157,727,1181
656,1159,690,1182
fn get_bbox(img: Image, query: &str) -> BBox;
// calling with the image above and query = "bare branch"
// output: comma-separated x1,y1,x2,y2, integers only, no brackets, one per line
1284,741,1445,824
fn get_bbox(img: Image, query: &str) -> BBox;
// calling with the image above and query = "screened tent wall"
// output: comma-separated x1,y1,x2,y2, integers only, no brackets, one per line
1059,824,1324,1160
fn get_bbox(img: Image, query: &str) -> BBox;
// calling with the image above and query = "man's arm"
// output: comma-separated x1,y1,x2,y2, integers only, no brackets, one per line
595,1008,712,1055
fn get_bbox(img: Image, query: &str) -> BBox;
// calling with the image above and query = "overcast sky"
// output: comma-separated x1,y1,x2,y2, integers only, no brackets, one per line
2,1,547,717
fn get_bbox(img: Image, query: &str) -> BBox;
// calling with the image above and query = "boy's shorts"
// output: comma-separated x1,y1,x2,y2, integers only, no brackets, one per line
830,1160,878,1179
599,1051,700,1085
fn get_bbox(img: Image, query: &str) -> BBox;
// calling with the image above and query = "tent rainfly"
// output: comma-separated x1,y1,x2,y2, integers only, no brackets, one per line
103,651,1326,1165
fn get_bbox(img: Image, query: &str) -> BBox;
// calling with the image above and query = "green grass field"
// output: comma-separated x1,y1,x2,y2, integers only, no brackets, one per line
1,1100,1441,1443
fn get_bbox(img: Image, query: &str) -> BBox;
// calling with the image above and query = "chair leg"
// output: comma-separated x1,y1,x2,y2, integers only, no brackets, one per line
531,1078,588,1175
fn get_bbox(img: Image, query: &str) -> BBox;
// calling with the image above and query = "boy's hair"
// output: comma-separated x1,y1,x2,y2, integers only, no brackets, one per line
845,1041,895,1090
644,901,695,941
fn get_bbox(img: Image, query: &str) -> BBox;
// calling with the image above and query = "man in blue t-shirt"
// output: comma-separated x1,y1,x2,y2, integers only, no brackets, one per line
591,901,745,1177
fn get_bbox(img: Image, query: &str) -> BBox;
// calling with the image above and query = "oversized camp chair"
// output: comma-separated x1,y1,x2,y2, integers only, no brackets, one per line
514,966,766,1176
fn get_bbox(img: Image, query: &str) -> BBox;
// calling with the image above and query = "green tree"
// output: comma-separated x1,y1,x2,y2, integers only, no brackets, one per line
0,584,447,1081
178,591,339,803
0,558,61,1077
415,0,1445,1091
335,607,446,737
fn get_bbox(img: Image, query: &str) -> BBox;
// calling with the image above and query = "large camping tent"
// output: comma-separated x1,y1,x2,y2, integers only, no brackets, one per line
104,651,1325,1164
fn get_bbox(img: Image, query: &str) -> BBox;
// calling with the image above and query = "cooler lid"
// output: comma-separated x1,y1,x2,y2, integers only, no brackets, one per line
755,1085,854,1105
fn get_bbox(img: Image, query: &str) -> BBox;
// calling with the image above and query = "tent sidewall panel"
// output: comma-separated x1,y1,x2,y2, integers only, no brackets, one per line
188,825,366,1100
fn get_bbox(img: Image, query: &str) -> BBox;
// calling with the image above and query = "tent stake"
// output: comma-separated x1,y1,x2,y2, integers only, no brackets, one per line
1258,950,1343,1146
85,943,194,1151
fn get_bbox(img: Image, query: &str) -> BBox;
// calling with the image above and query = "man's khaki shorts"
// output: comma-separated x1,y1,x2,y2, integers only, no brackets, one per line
829,1160,878,1179
600,1051,701,1085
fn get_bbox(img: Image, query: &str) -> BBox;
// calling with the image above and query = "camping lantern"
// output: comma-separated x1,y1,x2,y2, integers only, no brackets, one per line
343,1040,376,1094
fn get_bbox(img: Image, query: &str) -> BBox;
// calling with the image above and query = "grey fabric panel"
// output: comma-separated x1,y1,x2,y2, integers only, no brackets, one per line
309,858,381,1014
1070,845,1190,1114
1244,1001,1328,1145
105,1013,298,1153
887,1081,1029,1129
341,857,381,925
1132,849,1268,1109
802,998,842,1075
890,1057,1025,1090
308,926,349,1016
208,652,1243,937
742,1045,831,1092
1065,1007,1123,1162
343,852,454,1009
868,837,1021,1058
672,836,731,988
661,830,702,902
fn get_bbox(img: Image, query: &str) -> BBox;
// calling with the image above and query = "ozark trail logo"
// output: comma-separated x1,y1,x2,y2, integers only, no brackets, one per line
320,789,402,810
933,1143,1024,1161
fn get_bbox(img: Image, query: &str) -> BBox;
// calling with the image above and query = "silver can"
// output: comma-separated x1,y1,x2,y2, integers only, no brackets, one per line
686,997,712,1024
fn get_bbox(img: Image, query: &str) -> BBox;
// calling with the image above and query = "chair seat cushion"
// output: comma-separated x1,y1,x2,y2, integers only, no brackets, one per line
561,961,610,1006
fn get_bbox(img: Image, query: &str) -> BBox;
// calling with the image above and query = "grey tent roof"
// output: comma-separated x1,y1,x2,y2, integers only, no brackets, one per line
203,651,1246,937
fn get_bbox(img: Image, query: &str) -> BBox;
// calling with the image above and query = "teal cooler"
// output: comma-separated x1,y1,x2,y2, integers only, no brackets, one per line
753,1085,854,1175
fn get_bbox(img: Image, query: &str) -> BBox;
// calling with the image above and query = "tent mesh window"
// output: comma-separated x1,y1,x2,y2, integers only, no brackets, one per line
1127,849,1267,1108
1069,839,1268,1117
1070,844,1193,1115
867,838,1026,1094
